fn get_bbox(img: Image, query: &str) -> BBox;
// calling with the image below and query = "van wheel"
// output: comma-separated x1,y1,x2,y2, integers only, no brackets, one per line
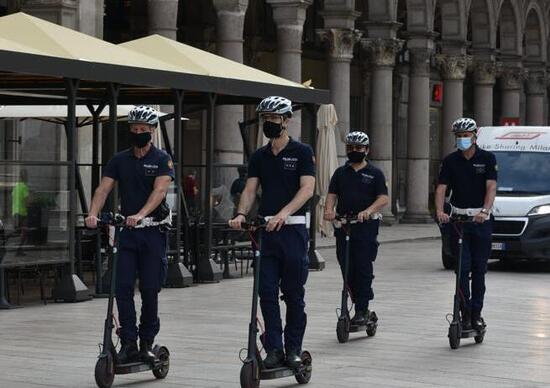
442,248,456,270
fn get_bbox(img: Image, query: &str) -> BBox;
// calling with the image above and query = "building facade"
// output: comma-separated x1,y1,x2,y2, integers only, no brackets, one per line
1,0,549,223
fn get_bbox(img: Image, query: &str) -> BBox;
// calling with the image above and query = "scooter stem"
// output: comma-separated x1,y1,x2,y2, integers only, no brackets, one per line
102,226,120,352
341,231,351,316
247,230,262,359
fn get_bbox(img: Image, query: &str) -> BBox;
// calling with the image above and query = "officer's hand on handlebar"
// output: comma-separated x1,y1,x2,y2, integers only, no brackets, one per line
229,214,246,230
85,214,99,229
126,213,144,228
436,210,450,224
323,209,336,222
473,212,488,224
357,209,372,223
266,212,288,232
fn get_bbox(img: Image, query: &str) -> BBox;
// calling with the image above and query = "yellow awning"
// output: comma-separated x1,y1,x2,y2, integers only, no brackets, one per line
0,13,183,72
120,35,307,89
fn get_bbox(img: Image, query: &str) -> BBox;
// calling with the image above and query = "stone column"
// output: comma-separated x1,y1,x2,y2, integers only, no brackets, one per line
212,0,249,187
267,0,313,139
473,61,497,127
21,0,78,28
317,29,361,161
403,48,432,223
499,67,525,120
436,54,470,156
148,0,178,39
363,38,403,221
526,69,546,126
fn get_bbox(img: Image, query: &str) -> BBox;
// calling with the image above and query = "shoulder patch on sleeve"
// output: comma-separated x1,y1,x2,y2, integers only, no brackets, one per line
168,159,174,169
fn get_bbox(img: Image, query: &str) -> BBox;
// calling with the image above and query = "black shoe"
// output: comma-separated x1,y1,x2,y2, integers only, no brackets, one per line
263,349,285,369
351,309,369,325
285,350,302,369
117,340,139,364
471,311,486,331
139,339,157,364
461,309,472,331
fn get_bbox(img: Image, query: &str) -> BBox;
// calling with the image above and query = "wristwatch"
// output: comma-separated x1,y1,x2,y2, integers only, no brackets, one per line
480,208,490,215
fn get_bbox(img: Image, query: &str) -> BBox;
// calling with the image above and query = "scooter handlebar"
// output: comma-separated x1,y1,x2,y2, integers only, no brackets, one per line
334,215,360,225
97,212,126,227
240,217,267,231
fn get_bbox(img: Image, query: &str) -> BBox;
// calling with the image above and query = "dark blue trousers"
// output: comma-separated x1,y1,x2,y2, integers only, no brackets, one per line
116,227,168,342
451,220,492,313
259,224,309,353
335,221,379,311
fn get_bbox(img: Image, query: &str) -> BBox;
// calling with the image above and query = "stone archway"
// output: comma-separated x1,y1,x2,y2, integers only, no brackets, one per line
497,0,522,56
470,0,497,50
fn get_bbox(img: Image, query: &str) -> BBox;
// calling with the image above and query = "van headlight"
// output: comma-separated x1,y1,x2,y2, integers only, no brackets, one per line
528,205,550,216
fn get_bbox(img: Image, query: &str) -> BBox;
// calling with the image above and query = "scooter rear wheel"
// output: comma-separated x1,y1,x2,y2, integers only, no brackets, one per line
448,323,461,349
474,334,484,344
336,318,350,343
295,351,312,384
94,353,115,388
366,323,377,337
240,360,260,388
152,346,170,379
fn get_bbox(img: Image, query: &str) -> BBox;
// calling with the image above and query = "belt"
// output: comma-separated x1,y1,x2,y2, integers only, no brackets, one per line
264,215,307,226
451,207,483,216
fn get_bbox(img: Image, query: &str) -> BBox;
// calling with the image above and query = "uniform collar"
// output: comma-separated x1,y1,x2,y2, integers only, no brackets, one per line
457,144,479,160
262,137,298,154
344,160,370,172
129,144,156,160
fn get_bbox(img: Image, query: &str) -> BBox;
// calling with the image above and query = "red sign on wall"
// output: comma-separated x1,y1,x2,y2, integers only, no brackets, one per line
500,117,520,126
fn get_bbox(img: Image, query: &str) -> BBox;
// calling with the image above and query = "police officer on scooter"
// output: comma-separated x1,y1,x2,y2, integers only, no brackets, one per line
85,106,174,364
435,117,497,331
229,96,315,369
323,131,389,324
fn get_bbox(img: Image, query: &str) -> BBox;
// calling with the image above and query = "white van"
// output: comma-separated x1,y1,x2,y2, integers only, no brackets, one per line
441,126,550,268
477,126,550,262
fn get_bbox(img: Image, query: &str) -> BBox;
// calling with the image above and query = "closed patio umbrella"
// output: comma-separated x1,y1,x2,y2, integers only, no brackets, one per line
315,104,339,237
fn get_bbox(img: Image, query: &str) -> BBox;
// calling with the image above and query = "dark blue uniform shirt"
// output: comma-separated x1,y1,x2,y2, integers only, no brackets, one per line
103,145,175,217
248,138,315,216
438,145,497,209
328,161,388,215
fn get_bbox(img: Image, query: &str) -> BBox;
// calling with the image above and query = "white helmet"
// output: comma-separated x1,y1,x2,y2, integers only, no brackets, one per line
128,105,159,127
452,117,477,133
256,96,293,116
345,131,370,146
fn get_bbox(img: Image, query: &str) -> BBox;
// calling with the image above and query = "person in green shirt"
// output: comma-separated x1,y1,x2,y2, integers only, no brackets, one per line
12,169,29,256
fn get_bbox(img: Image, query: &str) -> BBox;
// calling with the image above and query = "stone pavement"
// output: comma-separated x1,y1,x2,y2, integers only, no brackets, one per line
1,227,550,388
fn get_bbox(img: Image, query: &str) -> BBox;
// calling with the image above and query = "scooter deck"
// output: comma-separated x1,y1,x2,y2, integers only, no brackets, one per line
349,321,376,332
461,327,486,339
114,358,167,375
115,361,154,374
260,364,311,380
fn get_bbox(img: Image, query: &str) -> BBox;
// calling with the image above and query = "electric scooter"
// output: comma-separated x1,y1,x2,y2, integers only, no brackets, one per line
446,211,487,350
93,212,170,388
239,217,312,388
333,214,378,343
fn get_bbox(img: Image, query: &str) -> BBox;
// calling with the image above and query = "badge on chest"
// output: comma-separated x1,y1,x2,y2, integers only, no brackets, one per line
473,163,486,174
282,156,298,171
361,173,374,184
143,163,159,176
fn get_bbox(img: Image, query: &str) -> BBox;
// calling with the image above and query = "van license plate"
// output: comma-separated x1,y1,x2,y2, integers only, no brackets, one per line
492,242,506,251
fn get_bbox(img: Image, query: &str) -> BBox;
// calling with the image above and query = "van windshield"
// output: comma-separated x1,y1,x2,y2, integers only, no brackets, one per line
494,151,550,195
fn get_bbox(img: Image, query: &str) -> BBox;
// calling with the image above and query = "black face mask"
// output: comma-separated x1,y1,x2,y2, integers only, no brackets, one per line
129,132,151,148
347,151,366,164
263,121,283,139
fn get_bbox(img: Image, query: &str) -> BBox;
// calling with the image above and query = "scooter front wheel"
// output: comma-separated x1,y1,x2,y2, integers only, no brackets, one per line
295,351,312,384
94,353,115,388
448,323,461,349
152,346,170,379
240,360,260,388
336,318,350,343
